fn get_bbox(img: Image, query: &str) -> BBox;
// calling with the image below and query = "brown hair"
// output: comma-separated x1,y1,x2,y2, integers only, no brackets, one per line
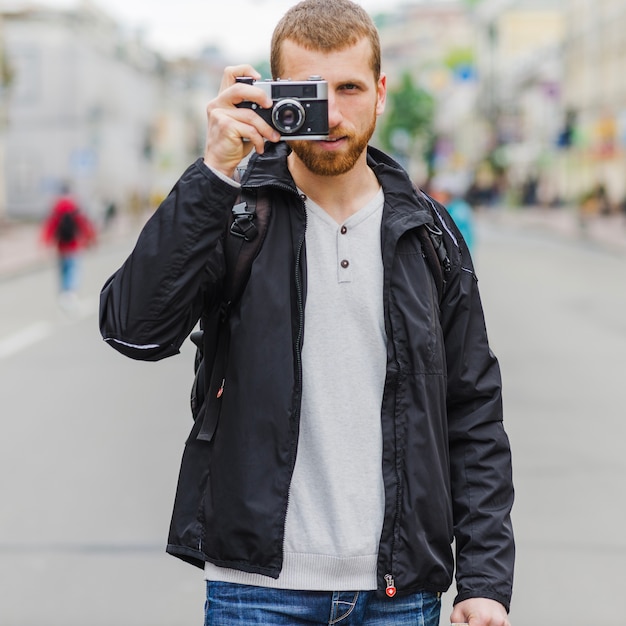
271,0,381,80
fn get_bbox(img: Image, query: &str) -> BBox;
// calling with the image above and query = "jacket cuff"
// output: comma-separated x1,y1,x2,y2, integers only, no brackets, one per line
453,590,511,614
199,159,241,189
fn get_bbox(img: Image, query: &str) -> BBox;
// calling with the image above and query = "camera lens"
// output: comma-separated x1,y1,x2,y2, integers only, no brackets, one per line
272,99,305,134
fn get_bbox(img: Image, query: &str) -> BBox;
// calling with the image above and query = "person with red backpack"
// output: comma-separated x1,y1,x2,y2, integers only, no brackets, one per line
41,184,97,305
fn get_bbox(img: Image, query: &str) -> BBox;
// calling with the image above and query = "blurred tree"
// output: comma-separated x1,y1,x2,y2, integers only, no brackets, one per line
378,71,435,172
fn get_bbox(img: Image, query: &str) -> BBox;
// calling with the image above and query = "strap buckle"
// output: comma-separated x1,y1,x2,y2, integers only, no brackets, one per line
230,202,258,241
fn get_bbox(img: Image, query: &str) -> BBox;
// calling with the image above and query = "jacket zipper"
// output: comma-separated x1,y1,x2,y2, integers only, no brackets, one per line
383,220,437,596
294,193,307,389
381,229,407,599
384,573,397,597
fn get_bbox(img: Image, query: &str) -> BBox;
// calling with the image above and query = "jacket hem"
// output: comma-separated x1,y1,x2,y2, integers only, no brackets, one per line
166,544,282,579
166,544,205,570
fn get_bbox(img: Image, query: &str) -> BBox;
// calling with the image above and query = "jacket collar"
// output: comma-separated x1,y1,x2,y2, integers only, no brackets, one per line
241,142,297,191
366,145,433,232
242,141,433,230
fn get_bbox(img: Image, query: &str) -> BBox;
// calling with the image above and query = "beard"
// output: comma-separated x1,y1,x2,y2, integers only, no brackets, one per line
289,111,377,177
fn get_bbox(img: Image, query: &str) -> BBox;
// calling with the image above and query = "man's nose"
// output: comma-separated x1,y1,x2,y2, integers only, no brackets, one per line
327,93,343,129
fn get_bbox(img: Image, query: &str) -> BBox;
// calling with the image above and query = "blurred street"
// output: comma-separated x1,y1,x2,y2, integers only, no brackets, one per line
1,209,625,625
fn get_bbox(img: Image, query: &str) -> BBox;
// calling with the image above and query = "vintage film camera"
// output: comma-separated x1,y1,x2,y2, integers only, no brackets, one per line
235,76,329,140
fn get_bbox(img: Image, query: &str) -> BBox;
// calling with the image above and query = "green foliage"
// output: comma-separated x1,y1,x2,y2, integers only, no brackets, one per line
254,59,272,80
378,71,435,157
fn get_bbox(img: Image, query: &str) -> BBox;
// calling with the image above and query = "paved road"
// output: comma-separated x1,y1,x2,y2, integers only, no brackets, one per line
464,222,626,626
0,238,204,625
0,217,624,625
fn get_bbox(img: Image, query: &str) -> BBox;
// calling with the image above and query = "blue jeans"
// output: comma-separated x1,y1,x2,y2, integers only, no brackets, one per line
59,253,79,292
204,582,441,625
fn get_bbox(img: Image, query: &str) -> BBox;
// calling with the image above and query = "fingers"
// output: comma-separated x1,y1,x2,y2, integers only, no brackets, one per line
204,107,274,167
204,65,280,176
219,64,261,92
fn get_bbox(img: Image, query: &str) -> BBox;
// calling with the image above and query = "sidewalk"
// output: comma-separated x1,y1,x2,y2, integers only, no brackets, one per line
0,220,52,280
1,205,625,281
480,205,626,255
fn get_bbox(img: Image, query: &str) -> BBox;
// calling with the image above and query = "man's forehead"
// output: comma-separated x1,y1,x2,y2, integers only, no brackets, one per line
280,36,372,57
277,38,375,80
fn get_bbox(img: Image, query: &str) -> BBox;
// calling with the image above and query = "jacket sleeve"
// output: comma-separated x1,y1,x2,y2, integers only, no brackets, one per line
99,159,240,361
436,207,515,611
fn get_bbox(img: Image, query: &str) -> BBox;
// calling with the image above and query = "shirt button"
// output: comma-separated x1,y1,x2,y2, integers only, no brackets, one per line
340,226,348,234
341,259,350,268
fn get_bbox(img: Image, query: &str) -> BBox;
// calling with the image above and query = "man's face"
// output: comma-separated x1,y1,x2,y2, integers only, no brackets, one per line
279,38,386,177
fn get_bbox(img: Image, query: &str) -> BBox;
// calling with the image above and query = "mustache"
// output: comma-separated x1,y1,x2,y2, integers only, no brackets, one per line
326,127,353,140
328,129,354,141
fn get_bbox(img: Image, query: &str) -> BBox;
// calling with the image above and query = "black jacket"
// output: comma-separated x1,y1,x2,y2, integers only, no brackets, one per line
99,142,514,610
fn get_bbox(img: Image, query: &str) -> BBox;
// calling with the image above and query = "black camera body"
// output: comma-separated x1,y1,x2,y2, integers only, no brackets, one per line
235,76,329,140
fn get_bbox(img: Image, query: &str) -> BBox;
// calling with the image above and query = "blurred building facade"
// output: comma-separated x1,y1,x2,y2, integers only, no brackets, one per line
464,0,566,204
3,0,626,219
374,0,568,200
557,0,626,206
376,1,482,187
446,0,626,209
1,2,223,221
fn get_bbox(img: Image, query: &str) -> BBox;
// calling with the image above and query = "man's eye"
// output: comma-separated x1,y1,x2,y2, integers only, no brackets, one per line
340,84,358,91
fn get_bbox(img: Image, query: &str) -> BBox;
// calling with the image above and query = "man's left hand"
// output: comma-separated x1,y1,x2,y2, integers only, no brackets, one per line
450,597,511,626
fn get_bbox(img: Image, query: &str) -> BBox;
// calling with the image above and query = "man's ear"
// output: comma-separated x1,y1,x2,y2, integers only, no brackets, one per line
376,73,387,116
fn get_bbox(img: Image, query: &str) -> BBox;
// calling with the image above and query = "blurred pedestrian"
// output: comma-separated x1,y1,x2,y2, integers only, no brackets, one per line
41,183,97,308
446,193,475,253
432,180,475,254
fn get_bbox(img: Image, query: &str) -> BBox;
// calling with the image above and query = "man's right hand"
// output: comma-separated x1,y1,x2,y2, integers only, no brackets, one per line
203,64,281,178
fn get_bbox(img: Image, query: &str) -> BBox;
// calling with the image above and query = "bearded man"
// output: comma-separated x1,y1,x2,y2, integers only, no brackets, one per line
100,1,514,624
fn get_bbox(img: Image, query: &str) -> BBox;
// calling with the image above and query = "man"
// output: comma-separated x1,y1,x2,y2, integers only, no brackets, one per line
99,1,514,624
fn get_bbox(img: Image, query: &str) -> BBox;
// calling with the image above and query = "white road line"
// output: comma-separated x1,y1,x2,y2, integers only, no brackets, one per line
0,321,54,359
0,297,99,360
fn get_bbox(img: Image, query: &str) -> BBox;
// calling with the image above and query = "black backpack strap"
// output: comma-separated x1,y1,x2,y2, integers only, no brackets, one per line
229,163,260,245
222,183,271,317
412,184,451,303
417,222,451,302
189,167,271,438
